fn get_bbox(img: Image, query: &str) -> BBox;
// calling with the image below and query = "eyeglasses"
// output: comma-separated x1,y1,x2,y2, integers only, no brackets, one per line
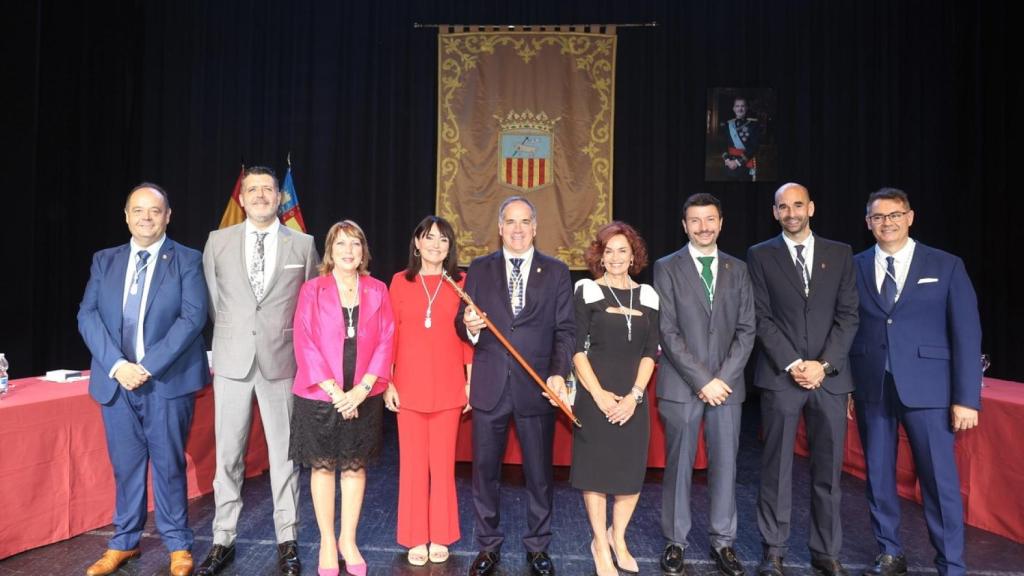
868,211,909,224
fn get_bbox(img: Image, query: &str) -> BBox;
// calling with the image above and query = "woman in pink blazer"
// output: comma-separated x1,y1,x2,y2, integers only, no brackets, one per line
290,220,394,576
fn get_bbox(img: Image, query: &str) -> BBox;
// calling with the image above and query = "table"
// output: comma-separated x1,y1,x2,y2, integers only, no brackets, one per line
795,377,1024,544
455,371,708,469
0,375,270,559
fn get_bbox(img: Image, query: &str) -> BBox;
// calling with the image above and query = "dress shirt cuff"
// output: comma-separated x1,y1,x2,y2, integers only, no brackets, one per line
467,327,480,345
784,358,803,372
109,359,128,379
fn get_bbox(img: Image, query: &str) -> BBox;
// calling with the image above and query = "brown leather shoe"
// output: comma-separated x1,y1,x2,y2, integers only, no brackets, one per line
170,550,194,576
85,548,140,575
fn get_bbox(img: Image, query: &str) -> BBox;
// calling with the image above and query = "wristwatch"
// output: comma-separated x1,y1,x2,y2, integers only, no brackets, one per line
631,386,645,404
820,361,837,376
359,379,373,392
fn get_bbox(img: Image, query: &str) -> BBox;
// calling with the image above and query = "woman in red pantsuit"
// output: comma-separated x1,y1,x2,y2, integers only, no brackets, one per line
385,215,472,566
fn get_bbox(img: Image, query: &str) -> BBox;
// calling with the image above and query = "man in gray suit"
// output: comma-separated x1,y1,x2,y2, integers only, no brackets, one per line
196,166,320,576
654,193,756,576
747,183,858,576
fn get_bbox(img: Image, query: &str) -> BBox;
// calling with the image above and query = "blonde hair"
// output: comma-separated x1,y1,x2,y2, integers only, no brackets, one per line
320,220,371,276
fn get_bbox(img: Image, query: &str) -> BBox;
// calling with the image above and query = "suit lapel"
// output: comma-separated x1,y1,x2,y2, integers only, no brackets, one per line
520,253,545,319
858,250,887,313
260,227,292,301
678,247,711,316
712,255,733,319
770,236,806,298
493,252,514,319
108,245,131,327
358,274,381,324
893,244,927,313
144,239,173,318
233,224,258,303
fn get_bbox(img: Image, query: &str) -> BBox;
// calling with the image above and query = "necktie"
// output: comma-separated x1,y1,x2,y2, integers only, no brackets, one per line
509,257,524,316
250,231,268,301
121,250,150,362
882,256,897,311
794,244,809,296
697,256,715,306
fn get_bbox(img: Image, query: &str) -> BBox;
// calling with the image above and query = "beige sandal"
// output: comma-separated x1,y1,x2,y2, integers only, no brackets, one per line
428,544,450,564
407,545,428,566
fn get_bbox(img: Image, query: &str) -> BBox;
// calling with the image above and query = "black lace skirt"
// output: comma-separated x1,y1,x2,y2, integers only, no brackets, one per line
289,393,383,472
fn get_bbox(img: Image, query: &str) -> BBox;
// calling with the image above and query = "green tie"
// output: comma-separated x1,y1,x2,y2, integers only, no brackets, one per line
698,256,714,305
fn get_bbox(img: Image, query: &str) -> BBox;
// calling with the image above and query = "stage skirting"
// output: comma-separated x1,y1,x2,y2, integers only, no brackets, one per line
0,375,270,560
796,377,1024,544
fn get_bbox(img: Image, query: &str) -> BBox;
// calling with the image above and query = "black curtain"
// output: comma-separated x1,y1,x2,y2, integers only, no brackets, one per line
3,0,1018,380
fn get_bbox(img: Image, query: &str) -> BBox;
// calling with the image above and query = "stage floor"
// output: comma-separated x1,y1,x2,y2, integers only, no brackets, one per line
3,401,1022,576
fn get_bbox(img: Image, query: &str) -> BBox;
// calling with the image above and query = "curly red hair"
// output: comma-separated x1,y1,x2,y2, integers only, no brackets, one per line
584,221,649,278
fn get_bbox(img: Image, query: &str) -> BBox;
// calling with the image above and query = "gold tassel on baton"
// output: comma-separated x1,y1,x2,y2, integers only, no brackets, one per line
442,271,582,428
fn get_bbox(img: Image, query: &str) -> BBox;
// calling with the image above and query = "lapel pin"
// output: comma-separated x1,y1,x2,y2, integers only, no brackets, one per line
724,262,731,270
162,254,169,260
820,262,826,269
536,267,542,274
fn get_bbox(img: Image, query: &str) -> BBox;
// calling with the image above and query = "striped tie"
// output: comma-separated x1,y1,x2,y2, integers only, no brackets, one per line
794,244,809,296
509,257,524,316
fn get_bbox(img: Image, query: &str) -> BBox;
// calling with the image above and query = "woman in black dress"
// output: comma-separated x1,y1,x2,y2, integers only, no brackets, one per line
571,221,659,576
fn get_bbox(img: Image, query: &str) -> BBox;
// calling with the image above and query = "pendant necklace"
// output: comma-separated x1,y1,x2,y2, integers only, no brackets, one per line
343,276,359,338
605,277,634,342
418,272,443,328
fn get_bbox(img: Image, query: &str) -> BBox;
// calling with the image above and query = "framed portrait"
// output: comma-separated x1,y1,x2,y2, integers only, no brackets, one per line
705,87,776,182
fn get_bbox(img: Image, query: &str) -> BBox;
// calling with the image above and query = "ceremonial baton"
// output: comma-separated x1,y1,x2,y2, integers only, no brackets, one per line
442,271,582,427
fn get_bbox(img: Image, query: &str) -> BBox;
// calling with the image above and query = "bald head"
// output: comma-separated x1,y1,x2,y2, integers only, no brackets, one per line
773,182,809,206
772,182,814,240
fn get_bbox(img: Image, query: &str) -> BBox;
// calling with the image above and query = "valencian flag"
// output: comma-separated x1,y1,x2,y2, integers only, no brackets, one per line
218,165,246,229
278,164,308,232
435,26,617,269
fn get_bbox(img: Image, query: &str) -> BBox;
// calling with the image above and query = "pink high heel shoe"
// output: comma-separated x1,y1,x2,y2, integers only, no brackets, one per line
340,553,367,576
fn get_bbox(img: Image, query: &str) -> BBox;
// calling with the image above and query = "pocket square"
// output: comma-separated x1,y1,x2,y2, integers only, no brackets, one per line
917,277,939,284
284,264,305,269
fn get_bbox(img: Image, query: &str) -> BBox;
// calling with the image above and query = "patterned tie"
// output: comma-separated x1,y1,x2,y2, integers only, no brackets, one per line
249,231,268,301
508,257,524,316
697,256,715,306
794,244,809,296
882,256,897,311
121,250,150,362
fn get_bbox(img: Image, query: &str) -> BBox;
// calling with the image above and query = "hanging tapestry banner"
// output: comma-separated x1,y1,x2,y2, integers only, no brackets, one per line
436,28,616,268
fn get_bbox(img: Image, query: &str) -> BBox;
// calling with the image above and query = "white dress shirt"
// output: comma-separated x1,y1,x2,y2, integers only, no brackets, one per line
467,246,536,344
245,218,280,288
111,234,165,375
782,231,815,280
874,238,916,302
687,242,719,304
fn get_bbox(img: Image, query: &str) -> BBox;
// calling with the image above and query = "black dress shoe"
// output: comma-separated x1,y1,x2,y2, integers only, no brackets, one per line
526,551,556,576
277,540,301,576
194,544,235,576
810,557,849,576
711,546,746,576
757,554,784,576
862,554,907,576
661,543,686,575
468,550,500,576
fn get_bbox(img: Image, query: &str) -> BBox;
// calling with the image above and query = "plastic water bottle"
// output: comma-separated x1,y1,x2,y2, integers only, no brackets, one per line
0,353,9,395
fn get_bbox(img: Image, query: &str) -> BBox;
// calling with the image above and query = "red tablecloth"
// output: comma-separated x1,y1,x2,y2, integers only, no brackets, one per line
0,375,270,559
796,377,1024,544
455,371,708,470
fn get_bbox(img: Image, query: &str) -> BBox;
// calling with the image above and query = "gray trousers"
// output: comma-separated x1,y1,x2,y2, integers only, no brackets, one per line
757,387,847,560
659,399,742,550
211,365,299,545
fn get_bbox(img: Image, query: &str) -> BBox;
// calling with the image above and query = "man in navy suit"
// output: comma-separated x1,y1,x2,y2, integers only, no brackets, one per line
850,188,981,576
458,196,575,576
78,183,209,576
747,183,859,576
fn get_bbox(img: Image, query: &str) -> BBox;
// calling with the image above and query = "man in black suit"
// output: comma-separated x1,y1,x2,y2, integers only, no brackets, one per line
747,183,859,576
458,196,575,576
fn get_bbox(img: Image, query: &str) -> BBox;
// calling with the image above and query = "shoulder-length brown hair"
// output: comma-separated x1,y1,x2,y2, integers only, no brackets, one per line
320,220,371,276
583,221,649,278
403,215,463,282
